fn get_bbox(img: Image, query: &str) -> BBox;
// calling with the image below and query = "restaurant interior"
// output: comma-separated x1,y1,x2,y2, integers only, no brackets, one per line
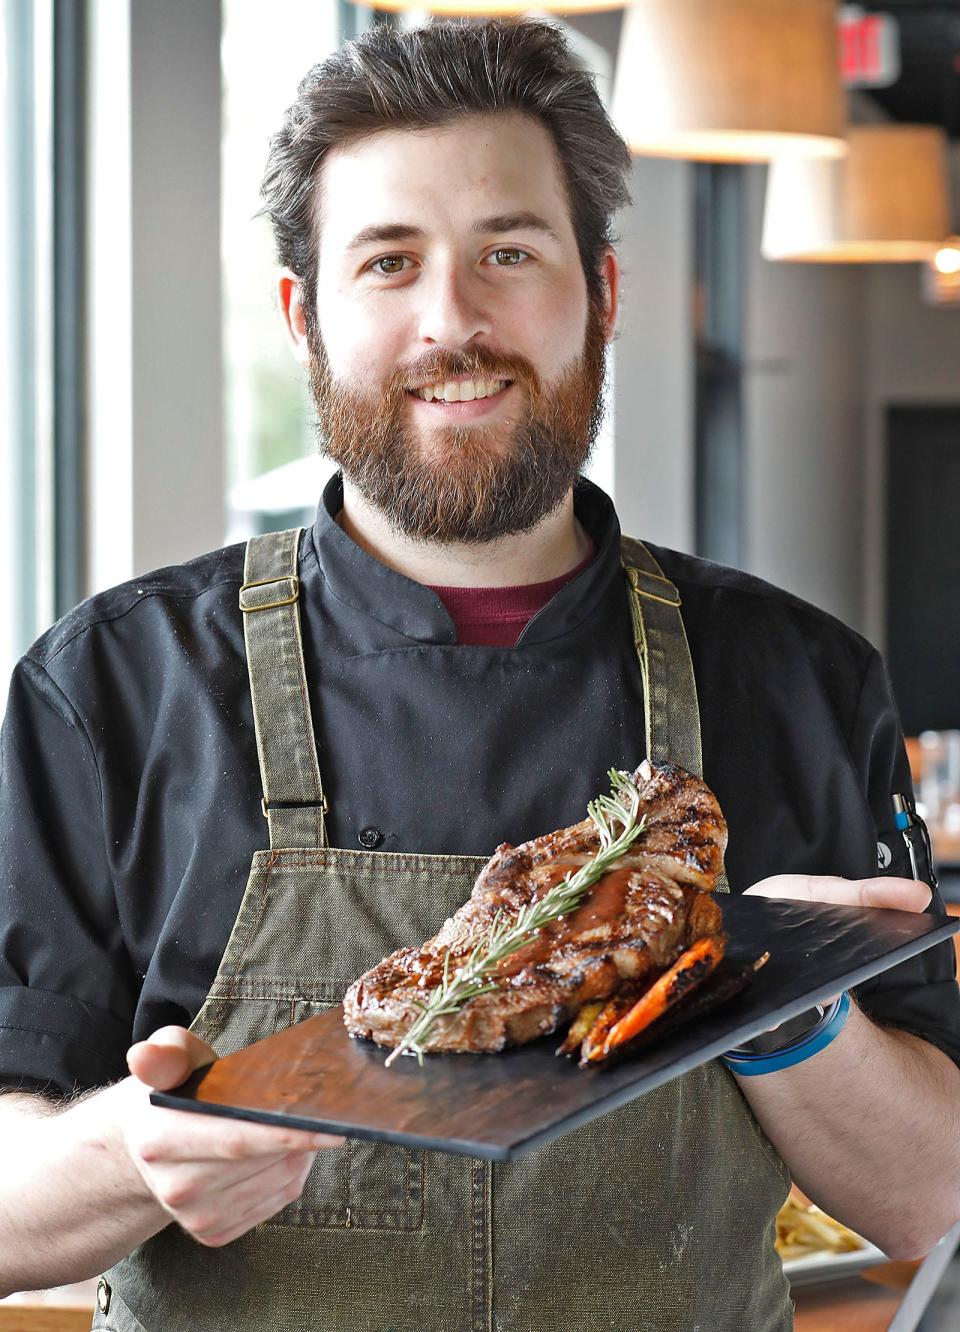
2,0,960,1327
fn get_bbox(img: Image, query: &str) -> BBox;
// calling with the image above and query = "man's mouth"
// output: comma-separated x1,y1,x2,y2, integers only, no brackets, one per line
408,377,512,403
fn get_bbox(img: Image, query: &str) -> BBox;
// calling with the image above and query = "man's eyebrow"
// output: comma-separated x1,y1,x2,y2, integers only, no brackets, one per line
345,223,425,253
472,211,562,243
344,211,562,253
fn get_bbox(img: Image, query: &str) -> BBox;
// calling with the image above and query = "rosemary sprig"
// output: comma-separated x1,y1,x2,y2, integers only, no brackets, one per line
383,769,648,1068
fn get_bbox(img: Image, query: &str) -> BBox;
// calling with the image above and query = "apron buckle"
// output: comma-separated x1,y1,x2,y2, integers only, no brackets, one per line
261,793,330,819
626,565,681,608
239,575,300,612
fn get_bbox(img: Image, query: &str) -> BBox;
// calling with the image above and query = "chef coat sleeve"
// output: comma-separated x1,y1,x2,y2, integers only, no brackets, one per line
847,648,960,1067
0,657,136,1096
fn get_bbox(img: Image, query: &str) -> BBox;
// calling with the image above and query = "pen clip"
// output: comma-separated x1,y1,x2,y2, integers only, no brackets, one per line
891,792,938,890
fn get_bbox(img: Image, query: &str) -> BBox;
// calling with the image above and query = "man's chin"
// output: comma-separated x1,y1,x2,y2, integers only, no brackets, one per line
408,422,520,465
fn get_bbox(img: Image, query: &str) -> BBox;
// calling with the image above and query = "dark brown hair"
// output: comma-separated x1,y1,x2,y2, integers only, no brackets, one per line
259,18,632,325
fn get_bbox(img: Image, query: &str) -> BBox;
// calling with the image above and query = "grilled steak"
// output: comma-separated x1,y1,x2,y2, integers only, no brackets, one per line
343,759,727,1054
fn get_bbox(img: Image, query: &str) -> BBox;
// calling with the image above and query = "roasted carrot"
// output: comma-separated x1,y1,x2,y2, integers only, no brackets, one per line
587,935,724,1062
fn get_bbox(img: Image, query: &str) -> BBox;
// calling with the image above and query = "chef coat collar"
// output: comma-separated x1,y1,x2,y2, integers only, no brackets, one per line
309,471,624,647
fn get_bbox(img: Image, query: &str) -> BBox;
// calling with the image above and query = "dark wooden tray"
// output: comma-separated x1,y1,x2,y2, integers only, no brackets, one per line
153,896,957,1160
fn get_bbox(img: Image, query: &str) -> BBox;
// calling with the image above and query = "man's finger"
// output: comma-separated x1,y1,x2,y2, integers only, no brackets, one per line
134,1107,343,1162
745,874,932,913
852,876,933,912
148,1148,316,1223
127,1026,216,1091
193,1170,314,1248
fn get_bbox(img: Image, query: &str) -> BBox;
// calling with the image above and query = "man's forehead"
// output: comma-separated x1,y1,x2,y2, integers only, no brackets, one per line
315,112,573,251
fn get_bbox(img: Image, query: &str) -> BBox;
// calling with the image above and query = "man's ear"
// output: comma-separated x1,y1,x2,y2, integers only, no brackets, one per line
597,247,620,342
277,268,311,367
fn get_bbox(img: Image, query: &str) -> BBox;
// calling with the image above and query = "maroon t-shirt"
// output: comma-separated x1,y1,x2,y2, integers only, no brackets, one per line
428,540,595,647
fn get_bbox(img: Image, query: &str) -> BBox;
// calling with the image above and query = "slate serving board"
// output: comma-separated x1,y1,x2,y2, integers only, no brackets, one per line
153,896,957,1161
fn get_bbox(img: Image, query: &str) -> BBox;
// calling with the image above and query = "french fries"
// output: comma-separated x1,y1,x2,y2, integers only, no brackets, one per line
775,1188,866,1262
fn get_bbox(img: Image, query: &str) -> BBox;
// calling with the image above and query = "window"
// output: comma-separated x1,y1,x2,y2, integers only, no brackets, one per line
221,0,340,541
1,0,54,689
693,162,745,567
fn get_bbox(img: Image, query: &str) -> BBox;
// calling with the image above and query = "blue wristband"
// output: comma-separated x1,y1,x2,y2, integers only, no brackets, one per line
721,992,852,1077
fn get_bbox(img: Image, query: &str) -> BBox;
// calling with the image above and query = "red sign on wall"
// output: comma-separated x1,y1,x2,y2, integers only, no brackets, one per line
839,6,901,89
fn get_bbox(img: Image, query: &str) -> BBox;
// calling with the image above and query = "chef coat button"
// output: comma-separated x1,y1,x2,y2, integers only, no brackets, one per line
358,826,383,849
96,1278,112,1314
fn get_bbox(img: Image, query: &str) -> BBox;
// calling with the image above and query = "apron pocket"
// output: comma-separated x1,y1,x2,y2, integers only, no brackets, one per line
273,1134,425,1232
269,1000,426,1233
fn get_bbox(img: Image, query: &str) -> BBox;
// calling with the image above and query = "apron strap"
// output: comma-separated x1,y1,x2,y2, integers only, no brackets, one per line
238,525,725,878
240,528,329,849
620,535,729,893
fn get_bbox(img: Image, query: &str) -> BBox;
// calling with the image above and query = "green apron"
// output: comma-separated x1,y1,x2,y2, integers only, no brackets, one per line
93,530,792,1332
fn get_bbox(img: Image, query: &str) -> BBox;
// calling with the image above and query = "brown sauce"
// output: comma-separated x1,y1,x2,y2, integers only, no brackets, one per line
494,865,635,980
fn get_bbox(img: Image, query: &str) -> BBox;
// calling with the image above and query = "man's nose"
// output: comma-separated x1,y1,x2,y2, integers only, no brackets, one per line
416,267,492,349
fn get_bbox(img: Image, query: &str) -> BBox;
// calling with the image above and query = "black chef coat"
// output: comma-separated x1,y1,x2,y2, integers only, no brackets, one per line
1,476,957,1096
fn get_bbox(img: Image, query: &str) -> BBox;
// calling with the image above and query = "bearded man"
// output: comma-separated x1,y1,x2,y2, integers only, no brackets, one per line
0,19,958,1332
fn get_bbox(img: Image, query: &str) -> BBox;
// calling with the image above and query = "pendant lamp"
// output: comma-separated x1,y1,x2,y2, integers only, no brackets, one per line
933,239,960,276
611,0,846,162
922,238,960,306
762,124,950,262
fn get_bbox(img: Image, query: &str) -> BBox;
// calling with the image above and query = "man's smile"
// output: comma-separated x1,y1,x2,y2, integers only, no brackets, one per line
404,377,516,419
409,376,511,402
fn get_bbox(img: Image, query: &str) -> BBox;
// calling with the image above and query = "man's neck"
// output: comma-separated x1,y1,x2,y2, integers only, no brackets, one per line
336,478,592,588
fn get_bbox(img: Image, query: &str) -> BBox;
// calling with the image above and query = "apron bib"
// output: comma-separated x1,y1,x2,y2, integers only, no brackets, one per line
94,530,792,1332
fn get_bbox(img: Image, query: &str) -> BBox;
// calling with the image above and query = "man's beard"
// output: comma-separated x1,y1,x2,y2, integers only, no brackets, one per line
306,303,608,544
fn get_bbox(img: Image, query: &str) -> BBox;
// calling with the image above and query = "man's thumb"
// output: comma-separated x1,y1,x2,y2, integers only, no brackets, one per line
127,1026,216,1091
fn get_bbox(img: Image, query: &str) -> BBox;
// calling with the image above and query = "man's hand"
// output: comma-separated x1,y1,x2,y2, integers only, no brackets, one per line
742,874,933,1007
743,873,932,913
123,1026,345,1247
733,872,960,1258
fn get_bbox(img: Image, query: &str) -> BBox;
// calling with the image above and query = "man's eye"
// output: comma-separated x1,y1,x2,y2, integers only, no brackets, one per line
370,255,409,275
485,248,529,267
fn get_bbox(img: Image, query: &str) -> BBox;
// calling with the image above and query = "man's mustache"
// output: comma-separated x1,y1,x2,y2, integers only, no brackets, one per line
393,349,539,394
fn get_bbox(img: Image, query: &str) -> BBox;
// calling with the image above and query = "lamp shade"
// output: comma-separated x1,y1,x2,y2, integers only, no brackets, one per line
762,124,951,262
612,0,846,162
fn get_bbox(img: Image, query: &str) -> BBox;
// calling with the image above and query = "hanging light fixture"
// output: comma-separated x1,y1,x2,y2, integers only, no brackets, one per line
611,0,846,162
762,124,950,262
921,237,960,306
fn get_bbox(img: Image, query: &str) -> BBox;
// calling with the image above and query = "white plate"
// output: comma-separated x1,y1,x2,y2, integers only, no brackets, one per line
783,1242,888,1288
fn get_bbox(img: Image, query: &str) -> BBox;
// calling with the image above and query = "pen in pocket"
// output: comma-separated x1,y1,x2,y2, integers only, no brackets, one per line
892,792,922,882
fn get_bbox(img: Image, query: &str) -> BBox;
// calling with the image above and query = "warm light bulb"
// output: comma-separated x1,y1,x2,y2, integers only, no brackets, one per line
934,245,960,275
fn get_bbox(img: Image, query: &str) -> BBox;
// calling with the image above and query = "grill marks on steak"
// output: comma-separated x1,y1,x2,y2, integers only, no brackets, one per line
343,760,727,1054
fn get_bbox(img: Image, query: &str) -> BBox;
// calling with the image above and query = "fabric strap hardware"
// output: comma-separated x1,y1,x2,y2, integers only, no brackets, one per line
625,566,682,608
261,795,330,819
239,575,300,613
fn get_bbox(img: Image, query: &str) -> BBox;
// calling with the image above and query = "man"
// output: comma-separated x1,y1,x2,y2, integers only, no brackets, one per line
0,18,958,1332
